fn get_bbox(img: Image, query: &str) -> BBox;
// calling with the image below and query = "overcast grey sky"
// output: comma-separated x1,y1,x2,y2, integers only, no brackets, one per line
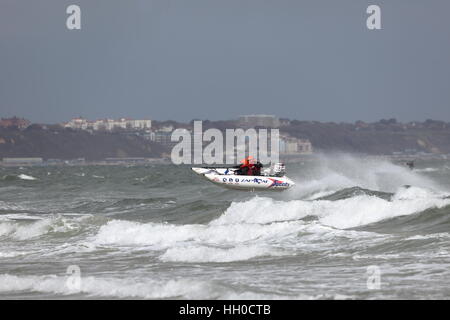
1,0,450,123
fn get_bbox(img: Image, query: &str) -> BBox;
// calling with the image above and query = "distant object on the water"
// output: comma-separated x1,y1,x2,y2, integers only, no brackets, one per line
405,160,415,170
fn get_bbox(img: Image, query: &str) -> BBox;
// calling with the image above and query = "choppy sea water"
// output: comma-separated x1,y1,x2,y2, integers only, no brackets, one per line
1,154,450,299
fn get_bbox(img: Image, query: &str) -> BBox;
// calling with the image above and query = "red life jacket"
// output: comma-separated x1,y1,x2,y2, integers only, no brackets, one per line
247,164,256,176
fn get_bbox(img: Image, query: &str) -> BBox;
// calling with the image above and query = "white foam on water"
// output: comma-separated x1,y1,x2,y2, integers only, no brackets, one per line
222,292,351,300
414,168,439,173
213,186,450,229
93,211,376,263
94,219,303,249
90,185,449,262
211,196,310,225
0,273,345,299
94,220,204,247
93,216,311,263
0,274,222,299
0,251,28,258
17,174,36,180
160,244,283,263
0,219,55,240
391,185,446,200
319,187,450,229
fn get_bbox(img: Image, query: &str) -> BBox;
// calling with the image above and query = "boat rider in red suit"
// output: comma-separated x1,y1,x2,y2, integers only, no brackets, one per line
234,156,261,176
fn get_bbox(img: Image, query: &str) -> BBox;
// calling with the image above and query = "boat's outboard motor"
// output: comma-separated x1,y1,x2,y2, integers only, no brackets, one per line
272,163,286,177
263,162,286,177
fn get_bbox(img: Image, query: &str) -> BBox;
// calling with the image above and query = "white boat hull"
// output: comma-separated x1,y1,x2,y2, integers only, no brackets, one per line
192,167,295,191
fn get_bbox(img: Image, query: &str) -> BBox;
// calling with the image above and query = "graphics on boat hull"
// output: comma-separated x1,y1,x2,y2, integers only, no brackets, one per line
191,167,295,191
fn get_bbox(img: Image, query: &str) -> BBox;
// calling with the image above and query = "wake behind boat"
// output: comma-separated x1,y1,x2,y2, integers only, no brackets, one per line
192,162,295,191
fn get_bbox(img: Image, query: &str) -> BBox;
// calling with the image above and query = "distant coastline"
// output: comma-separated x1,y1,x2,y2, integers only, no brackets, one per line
2,117,450,164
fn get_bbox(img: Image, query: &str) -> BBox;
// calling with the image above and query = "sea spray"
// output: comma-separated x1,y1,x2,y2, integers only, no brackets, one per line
287,153,444,199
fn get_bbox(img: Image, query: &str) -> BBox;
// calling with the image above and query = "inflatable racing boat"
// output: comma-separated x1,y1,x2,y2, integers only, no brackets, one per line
192,163,295,191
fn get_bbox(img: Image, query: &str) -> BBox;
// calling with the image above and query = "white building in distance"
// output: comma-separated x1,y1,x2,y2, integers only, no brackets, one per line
279,135,313,154
63,118,151,131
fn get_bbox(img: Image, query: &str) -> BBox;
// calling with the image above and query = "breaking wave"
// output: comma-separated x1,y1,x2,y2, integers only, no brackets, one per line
288,153,443,199
0,274,221,299
215,186,450,229
160,244,282,263
0,215,93,240
2,156,450,298
18,174,36,180
1,174,37,181
0,273,335,299
92,184,450,263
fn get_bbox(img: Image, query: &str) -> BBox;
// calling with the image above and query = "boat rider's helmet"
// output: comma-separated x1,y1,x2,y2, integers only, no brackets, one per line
241,156,255,166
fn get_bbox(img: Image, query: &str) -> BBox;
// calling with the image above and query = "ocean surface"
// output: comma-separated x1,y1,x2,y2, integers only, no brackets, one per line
1,154,450,299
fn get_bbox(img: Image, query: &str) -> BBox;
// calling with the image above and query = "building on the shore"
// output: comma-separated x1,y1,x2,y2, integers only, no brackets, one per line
152,130,181,149
0,117,31,129
148,125,183,149
279,118,291,127
153,131,172,145
238,115,280,128
297,139,313,154
62,117,151,131
157,125,174,133
279,135,313,155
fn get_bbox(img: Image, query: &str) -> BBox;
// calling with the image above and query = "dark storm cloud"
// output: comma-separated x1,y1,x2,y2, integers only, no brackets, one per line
1,0,450,123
